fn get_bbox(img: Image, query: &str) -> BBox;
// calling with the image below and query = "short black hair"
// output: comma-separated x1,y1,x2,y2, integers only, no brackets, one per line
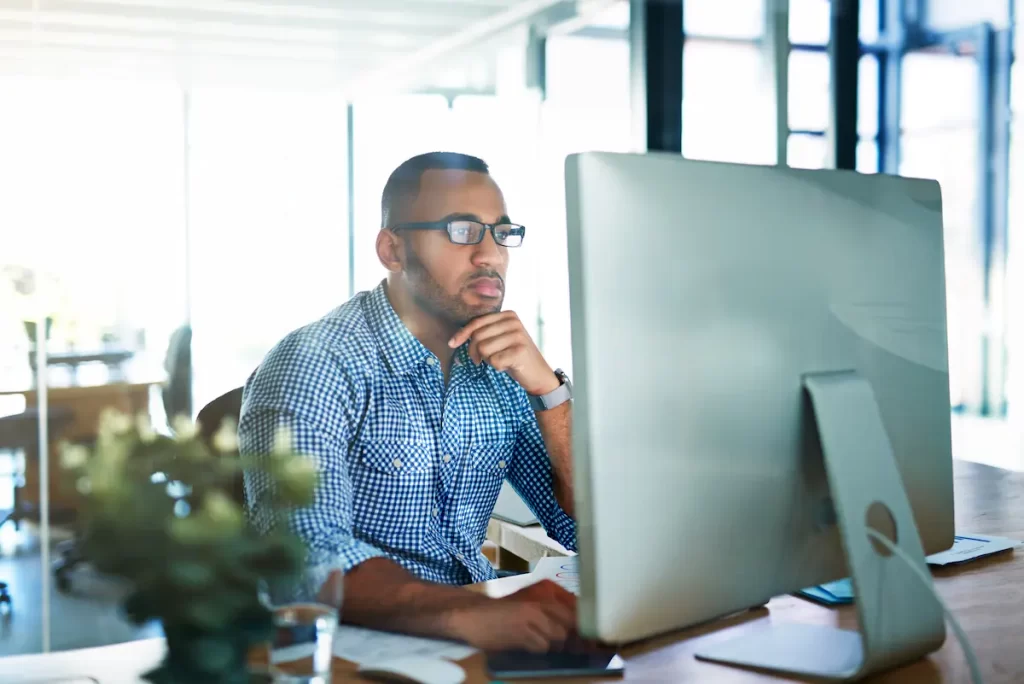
381,151,490,229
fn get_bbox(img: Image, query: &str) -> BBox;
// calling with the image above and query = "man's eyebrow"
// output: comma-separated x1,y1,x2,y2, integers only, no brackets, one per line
438,212,514,224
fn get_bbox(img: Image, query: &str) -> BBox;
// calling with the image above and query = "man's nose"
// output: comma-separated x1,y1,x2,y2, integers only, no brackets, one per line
470,228,503,266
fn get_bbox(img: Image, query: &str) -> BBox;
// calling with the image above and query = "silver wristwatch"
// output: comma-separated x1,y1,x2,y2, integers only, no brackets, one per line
528,369,573,411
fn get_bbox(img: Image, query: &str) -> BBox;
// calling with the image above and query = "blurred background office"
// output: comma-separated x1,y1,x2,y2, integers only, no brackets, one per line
0,0,1021,658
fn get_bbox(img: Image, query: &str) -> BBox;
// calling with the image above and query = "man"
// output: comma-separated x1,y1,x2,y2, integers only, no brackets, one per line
240,152,578,652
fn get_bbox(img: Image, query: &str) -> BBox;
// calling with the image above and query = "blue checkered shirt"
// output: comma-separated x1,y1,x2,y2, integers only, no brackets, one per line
239,282,577,585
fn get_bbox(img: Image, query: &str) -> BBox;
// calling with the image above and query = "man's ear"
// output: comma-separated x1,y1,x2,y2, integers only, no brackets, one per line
376,229,404,273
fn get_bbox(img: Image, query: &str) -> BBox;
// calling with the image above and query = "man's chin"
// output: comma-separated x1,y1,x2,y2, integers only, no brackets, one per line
456,299,502,325
463,292,503,312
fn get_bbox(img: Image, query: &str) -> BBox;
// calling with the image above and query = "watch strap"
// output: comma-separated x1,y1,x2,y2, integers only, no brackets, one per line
528,369,572,411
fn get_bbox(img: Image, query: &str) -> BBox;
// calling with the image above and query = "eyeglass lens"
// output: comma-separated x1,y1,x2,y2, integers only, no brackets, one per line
449,220,524,247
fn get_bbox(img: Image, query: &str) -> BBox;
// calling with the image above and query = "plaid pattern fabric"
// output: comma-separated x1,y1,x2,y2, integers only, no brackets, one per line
239,282,576,586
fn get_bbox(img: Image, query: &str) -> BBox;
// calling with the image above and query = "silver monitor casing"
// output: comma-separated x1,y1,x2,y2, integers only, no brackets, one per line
565,152,955,648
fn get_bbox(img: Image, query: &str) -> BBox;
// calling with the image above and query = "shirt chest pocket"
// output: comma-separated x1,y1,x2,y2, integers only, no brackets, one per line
357,439,434,476
351,439,434,541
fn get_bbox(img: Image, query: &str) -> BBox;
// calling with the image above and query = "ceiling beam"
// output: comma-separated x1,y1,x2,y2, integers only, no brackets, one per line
346,0,576,97
0,10,450,47
13,0,497,30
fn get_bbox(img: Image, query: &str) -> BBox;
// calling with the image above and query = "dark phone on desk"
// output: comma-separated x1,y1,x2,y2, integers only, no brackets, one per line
486,649,625,679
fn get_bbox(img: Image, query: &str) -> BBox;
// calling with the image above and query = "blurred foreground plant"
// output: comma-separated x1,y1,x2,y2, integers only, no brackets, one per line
60,409,318,684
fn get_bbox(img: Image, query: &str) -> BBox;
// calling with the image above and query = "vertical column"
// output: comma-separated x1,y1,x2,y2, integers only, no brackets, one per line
764,0,791,166
877,0,903,174
629,0,684,153
346,103,355,299
977,25,1012,416
830,0,860,170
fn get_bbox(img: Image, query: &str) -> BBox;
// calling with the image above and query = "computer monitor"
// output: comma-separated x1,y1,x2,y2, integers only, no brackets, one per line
564,152,955,680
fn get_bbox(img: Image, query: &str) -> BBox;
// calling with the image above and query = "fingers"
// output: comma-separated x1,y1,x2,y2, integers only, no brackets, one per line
524,606,570,649
517,621,552,653
466,320,525,368
539,600,575,633
466,322,522,364
449,311,518,349
473,343,523,372
529,580,578,611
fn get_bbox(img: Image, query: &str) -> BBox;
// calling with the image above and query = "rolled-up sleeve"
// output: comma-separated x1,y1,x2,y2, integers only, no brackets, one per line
505,407,578,552
239,333,387,575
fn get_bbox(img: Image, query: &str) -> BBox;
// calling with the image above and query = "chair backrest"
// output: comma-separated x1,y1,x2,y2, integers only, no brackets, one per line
196,386,245,505
162,325,192,425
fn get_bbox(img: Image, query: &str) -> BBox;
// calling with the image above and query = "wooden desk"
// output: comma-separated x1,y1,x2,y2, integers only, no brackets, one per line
0,379,162,515
2,459,1020,683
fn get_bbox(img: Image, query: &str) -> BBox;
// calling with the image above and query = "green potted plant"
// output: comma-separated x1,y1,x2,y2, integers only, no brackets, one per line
60,410,318,684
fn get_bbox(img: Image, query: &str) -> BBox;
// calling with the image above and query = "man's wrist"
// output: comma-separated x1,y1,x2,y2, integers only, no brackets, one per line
527,369,572,411
443,595,493,643
526,371,561,397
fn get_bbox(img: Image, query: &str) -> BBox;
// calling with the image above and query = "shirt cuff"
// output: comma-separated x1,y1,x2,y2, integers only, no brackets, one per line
307,539,388,576
544,508,578,553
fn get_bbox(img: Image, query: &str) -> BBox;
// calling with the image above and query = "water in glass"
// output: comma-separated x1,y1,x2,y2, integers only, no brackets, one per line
270,602,339,684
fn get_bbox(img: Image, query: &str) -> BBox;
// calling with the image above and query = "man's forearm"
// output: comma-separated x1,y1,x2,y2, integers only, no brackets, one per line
535,402,574,517
342,557,489,640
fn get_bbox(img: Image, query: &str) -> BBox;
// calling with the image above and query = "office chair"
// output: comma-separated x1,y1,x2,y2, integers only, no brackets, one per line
0,407,76,596
197,387,245,506
162,324,192,428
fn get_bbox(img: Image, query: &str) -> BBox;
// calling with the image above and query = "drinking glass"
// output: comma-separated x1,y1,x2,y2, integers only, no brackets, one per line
261,568,343,684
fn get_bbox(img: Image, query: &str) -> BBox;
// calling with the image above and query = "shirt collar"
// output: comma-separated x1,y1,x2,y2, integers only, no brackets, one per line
364,281,485,378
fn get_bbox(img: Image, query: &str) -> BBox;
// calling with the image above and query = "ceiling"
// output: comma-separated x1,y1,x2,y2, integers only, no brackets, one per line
0,0,616,92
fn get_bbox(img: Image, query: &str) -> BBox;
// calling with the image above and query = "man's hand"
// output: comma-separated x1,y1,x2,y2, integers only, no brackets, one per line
448,580,577,653
448,311,560,396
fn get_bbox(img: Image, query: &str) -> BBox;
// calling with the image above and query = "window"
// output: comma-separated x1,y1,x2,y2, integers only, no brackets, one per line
789,50,830,131
535,34,632,370
789,0,881,44
0,78,186,390
684,0,763,39
787,133,827,169
545,35,630,104
858,54,880,138
901,51,979,131
188,88,349,407
789,0,830,45
901,130,979,407
351,95,452,294
683,40,774,165
450,94,544,343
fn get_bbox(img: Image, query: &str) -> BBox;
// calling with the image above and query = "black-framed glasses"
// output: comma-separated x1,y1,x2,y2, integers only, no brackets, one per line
392,220,526,248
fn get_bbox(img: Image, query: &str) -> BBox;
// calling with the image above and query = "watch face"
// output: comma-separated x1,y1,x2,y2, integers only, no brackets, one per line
554,369,572,397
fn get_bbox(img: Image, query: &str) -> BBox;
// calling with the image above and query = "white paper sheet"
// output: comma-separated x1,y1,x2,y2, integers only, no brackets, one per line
926,533,1021,566
332,624,477,665
532,556,580,595
269,624,476,666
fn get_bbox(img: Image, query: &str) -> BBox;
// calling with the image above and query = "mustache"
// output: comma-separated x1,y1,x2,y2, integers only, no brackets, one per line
466,271,504,289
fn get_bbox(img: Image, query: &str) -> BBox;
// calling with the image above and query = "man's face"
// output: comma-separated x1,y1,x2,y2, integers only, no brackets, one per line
397,169,511,327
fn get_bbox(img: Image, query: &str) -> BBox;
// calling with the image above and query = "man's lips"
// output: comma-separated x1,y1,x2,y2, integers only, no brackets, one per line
468,278,503,298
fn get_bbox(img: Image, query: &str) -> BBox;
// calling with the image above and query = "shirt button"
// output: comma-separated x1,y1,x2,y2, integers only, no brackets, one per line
432,508,439,517
443,454,452,463
392,458,403,469
456,553,464,561
426,357,436,366
498,460,506,469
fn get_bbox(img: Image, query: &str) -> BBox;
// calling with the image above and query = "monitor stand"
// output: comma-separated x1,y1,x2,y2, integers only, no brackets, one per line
694,370,946,681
